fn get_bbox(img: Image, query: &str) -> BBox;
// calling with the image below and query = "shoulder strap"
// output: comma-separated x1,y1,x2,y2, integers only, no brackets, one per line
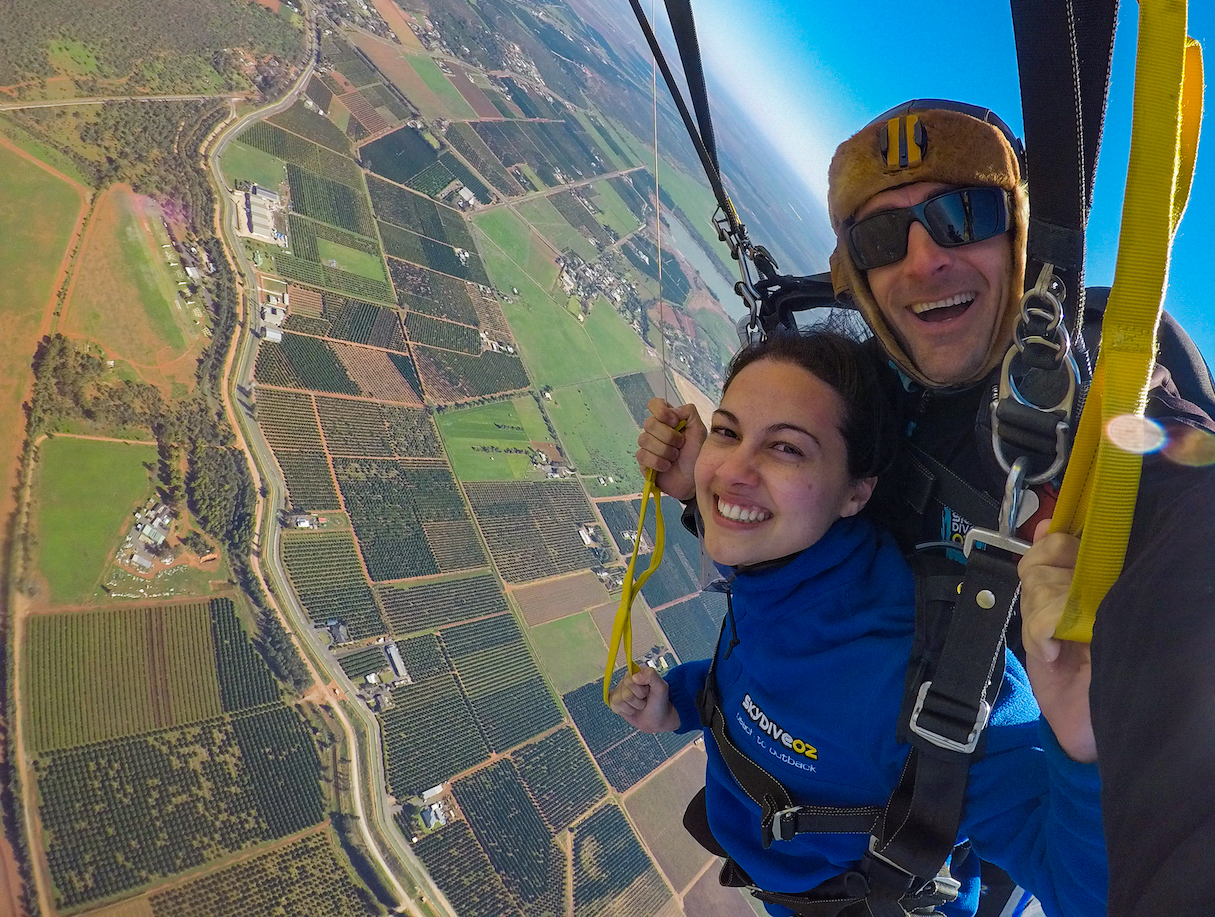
694,545,1020,913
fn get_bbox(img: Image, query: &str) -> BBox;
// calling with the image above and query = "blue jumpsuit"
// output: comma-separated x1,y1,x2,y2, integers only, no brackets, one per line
663,514,1107,917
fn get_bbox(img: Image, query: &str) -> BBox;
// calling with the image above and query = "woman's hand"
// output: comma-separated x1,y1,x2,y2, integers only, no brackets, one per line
608,666,681,733
1019,519,1096,763
636,399,706,502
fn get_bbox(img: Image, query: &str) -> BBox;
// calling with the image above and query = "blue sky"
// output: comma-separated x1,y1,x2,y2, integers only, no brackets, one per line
678,0,1214,361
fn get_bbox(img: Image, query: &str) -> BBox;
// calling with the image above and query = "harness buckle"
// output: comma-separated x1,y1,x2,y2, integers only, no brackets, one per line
770,805,801,842
908,681,991,754
963,457,1033,558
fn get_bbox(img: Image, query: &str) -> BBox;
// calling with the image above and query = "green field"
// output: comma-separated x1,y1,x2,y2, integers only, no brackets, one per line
583,296,657,377
546,378,644,496
474,224,603,388
591,179,641,238
436,397,553,481
696,308,740,364
221,139,287,190
405,54,478,120
472,207,558,291
33,437,158,604
316,237,388,280
528,611,607,694
115,196,187,351
572,110,628,171
516,195,597,262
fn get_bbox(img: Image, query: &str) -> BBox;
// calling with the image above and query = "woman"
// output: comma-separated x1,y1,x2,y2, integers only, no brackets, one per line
609,331,1104,916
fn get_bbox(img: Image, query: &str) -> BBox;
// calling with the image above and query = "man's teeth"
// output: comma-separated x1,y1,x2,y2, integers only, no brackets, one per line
717,498,771,523
911,292,976,315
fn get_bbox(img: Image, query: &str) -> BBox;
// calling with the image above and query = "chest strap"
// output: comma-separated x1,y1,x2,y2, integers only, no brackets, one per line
695,540,1022,915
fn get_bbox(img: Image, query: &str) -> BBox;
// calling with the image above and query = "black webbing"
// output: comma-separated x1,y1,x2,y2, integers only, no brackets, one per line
662,0,719,174
1011,0,1118,331
624,0,737,231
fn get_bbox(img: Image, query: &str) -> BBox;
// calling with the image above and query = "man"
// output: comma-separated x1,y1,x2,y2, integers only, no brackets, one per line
638,101,1215,916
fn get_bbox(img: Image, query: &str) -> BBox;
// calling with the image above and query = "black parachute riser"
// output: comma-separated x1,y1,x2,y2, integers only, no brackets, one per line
624,0,741,238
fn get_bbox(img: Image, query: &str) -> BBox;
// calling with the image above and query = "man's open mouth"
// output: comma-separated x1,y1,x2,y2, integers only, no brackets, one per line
911,292,976,323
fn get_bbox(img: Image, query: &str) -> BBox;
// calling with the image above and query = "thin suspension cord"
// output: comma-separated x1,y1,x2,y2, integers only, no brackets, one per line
651,0,668,402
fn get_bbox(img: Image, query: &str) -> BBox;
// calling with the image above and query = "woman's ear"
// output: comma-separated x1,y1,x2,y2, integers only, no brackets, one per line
839,476,877,518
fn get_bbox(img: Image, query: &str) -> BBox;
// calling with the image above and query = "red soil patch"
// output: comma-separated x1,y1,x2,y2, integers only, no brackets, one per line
512,569,610,626
250,0,282,11
625,744,713,891
367,0,426,51
347,32,445,122
446,65,499,119
59,185,202,393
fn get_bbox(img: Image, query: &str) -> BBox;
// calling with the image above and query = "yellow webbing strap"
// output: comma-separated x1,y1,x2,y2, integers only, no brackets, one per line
604,420,687,705
1051,5,1203,643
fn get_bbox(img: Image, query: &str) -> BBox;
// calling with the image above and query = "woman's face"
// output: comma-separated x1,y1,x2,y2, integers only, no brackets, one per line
694,358,875,567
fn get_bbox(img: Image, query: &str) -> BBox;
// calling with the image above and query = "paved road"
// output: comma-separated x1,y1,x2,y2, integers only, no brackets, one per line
0,93,244,111
204,10,454,917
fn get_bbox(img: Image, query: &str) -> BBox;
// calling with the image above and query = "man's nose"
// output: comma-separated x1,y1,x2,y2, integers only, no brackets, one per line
902,221,952,276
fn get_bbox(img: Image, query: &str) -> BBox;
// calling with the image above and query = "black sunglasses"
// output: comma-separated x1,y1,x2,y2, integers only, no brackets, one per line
845,187,1011,271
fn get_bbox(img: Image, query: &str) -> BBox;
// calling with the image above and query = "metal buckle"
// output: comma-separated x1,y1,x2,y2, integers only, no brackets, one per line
770,805,800,842
908,681,991,754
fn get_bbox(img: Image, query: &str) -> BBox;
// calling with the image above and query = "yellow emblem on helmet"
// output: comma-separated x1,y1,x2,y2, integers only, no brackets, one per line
880,115,926,172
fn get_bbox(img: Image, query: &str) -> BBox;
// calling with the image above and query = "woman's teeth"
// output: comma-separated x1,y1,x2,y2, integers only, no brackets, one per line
911,291,976,315
717,498,771,523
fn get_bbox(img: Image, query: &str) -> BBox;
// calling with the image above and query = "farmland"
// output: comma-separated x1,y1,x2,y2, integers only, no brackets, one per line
333,459,485,581
513,570,611,626
571,805,671,917
149,832,382,917
545,378,645,495
255,333,360,395
475,227,603,388
583,299,658,378
435,397,554,481
281,530,386,639
36,704,322,908
512,728,605,832
0,140,87,584
411,344,530,404
404,54,478,120
25,604,223,753
376,572,507,636
452,759,566,914
31,436,157,604
464,481,598,583
516,195,597,262
472,208,559,292
60,186,197,388
624,744,713,892
528,611,606,694
220,140,287,192
283,291,408,352
382,672,487,795
411,822,524,917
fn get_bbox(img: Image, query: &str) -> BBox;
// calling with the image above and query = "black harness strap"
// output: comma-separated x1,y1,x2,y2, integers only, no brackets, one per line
693,542,1021,916
892,443,1001,532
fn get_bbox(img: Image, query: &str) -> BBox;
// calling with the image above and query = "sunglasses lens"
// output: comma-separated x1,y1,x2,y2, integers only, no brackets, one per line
849,211,909,270
847,188,1009,270
924,188,1007,247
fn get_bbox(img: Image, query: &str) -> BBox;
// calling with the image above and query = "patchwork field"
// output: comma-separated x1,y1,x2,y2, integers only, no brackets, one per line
475,227,603,388
0,139,88,535
404,54,478,120
348,32,447,121
61,186,200,389
513,569,611,626
546,378,645,495
583,297,658,378
624,745,712,892
435,396,553,481
472,207,559,291
515,195,597,262
32,436,158,605
528,611,606,694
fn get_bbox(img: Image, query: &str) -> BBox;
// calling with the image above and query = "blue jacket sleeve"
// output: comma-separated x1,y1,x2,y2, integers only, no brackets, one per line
960,655,1107,917
664,658,711,734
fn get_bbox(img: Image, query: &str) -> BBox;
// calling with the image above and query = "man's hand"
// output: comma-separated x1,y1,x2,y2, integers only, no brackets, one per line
608,666,681,734
1019,519,1096,763
636,399,706,502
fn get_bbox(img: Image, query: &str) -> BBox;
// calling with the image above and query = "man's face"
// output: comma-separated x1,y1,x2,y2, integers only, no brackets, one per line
858,182,1012,386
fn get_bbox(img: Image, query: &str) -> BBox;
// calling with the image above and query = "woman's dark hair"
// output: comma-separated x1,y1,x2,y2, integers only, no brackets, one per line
722,330,897,480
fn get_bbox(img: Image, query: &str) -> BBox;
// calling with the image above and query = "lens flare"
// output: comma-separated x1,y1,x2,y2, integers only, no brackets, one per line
1161,424,1215,467
1105,415,1167,455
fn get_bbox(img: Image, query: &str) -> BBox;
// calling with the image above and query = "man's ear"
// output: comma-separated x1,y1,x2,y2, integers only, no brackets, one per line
840,476,877,518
